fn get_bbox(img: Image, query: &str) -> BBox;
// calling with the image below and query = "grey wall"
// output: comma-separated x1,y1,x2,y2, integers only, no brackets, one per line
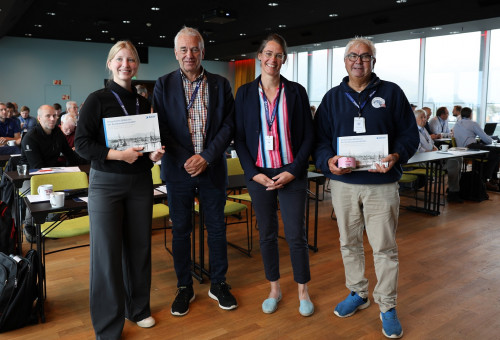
0,37,235,111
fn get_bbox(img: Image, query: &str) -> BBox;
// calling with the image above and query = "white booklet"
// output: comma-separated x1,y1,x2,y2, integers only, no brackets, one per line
103,113,161,152
337,134,389,171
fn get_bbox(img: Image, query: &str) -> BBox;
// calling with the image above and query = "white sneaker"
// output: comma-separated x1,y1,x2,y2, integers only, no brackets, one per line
136,316,155,328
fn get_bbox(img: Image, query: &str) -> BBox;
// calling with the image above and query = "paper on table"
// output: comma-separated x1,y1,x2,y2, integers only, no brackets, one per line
155,185,167,194
29,166,81,175
337,134,389,171
26,194,49,203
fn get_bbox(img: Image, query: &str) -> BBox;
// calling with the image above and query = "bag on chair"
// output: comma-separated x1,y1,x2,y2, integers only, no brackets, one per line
459,171,489,202
0,250,40,332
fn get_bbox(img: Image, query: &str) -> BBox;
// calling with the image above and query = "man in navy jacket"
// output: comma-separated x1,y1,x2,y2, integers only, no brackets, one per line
153,27,236,317
314,37,418,339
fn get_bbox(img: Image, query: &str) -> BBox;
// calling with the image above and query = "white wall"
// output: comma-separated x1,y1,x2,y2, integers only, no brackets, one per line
0,37,235,111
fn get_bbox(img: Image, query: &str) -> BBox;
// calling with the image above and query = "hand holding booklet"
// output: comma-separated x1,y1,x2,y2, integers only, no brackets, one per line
337,134,389,171
103,113,161,152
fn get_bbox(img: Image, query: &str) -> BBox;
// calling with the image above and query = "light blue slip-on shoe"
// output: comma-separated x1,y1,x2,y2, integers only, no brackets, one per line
299,300,314,317
262,293,282,314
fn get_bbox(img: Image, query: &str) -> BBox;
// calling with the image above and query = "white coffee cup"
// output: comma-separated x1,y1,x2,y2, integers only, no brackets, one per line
7,140,16,146
49,192,65,208
37,184,53,200
440,144,449,152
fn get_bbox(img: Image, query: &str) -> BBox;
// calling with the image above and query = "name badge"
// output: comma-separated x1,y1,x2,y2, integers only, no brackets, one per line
265,135,274,150
354,117,366,133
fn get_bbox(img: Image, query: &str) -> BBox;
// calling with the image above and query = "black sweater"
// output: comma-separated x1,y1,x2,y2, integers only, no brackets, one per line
75,81,153,174
21,123,81,169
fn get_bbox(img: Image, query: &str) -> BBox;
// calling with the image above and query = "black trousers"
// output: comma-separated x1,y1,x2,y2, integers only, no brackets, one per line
88,169,153,340
246,166,311,284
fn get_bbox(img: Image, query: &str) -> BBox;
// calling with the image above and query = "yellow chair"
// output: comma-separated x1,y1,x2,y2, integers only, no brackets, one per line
151,164,171,252
29,172,90,255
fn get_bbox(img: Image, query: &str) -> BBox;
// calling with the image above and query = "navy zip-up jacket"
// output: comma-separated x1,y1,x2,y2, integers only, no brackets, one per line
313,73,419,185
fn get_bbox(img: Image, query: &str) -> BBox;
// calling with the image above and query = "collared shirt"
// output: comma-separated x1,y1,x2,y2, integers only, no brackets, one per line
418,126,434,152
181,69,209,154
18,116,37,131
255,83,294,168
428,116,450,136
453,117,492,147
0,118,21,137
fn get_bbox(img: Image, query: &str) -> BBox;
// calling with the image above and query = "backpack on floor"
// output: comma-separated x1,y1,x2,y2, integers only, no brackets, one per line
459,171,489,202
0,201,16,255
0,250,40,332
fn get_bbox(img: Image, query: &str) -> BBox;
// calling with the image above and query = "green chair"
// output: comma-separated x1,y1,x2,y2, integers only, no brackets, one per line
151,164,171,252
399,173,419,206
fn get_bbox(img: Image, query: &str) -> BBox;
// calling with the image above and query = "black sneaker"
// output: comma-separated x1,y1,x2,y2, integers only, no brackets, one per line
171,286,195,316
23,225,36,243
208,281,238,310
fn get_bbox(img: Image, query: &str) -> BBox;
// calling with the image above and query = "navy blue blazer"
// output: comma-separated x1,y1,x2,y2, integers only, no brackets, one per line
153,69,235,188
234,75,314,182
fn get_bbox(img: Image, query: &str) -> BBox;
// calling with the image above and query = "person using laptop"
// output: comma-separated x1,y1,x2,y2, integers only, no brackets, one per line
453,107,500,191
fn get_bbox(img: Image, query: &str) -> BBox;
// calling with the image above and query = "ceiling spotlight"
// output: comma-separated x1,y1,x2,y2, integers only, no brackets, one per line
159,35,166,38
46,12,56,16
431,27,442,30
268,2,278,6
449,31,460,34
25,33,32,37
230,59,235,61
110,37,115,41
123,20,131,24
313,43,321,47
241,54,247,56
34,24,42,28
85,38,91,41
396,0,407,3
101,30,108,33
138,42,144,45
209,40,215,43
365,36,373,39
146,23,152,27
329,13,338,17
214,58,220,61
151,7,160,11
278,24,286,28
240,33,246,36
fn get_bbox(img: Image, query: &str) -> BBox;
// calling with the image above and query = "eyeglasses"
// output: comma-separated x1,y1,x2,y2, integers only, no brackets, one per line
262,50,285,60
345,53,374,62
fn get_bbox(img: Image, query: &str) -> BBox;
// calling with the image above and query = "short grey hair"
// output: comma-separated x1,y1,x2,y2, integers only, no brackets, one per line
174,26,204,51
414,109,426,119
344,37,376,58
66,101,77,110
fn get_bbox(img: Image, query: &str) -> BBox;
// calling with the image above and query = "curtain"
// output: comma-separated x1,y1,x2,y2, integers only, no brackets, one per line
233,59,255,96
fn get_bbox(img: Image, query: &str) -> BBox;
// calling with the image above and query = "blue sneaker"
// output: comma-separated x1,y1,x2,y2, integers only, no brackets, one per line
334,291,370,317
380,308,403,338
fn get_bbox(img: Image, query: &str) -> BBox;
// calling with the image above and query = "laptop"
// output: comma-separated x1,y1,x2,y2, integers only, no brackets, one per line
484,122,497,136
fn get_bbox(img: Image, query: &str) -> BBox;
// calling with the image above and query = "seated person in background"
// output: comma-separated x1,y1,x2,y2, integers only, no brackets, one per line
60,101,79,125
0,101,22,149
54,102,63,126
18,105,37,131
21,104,83,243
60,116,77,149
429,106,452,138
423,106,439,139
415,109,463,203
21,104,81,168
453,107,500,191
452,105,462,121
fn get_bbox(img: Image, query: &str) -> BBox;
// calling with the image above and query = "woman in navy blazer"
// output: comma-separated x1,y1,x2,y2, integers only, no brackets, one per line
234,34,314,316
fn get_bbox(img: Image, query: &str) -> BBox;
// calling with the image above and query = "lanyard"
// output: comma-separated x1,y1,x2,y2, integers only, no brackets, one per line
439,117,446,132
260,80,283,132
186,78,203,112
345,90,376,117
111,90,139,116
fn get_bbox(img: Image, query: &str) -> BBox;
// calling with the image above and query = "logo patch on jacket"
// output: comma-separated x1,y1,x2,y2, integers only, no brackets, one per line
371,97,386,108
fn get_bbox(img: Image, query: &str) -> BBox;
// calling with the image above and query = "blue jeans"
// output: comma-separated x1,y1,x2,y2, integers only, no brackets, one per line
166,172,228,286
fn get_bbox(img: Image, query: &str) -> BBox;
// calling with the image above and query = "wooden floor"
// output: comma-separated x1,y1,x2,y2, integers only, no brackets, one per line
6,185,500,339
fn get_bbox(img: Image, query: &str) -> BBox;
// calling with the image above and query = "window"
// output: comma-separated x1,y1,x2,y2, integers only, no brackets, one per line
308,49,328,105
297,52,309,91
487,29,500,135
280,52,294,80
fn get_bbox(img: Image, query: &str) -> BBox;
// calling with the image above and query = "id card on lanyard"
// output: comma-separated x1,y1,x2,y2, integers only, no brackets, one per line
345,90,376,133
260,80,282,151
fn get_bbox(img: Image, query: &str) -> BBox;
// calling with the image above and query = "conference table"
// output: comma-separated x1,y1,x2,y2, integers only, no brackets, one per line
405,149,489,215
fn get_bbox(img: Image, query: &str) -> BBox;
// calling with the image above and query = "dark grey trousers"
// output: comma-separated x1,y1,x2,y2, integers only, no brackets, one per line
88,169,153,340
